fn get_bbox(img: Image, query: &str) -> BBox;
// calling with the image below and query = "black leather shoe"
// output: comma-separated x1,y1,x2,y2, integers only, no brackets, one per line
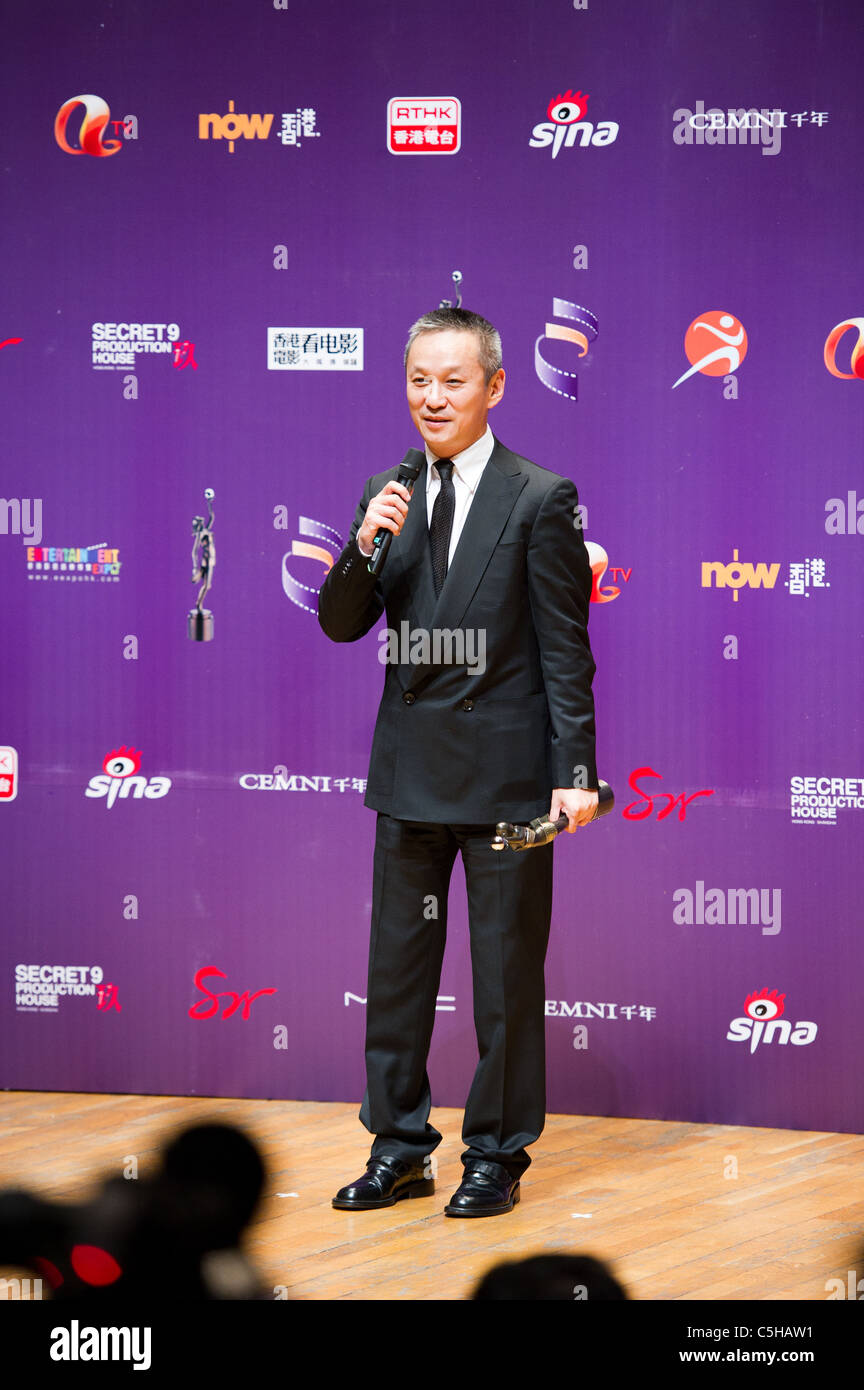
332,1155,435,1210
443,1159,521,1217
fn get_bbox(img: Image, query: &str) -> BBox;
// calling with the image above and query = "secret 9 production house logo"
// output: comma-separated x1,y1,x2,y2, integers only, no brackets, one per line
91,322,196,371
15,963,108,1013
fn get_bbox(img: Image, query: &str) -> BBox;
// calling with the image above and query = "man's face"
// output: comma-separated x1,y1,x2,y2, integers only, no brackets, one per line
406,330,505,458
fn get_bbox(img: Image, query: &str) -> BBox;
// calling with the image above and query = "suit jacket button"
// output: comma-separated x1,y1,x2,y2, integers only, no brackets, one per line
403,691,416,705
460,698,474,711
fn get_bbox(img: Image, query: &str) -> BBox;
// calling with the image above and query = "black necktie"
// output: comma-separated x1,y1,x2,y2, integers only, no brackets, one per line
429,460,455,597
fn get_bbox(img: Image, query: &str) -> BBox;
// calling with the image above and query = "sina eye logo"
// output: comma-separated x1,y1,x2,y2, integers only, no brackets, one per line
529,87,619,158
85,746,172,809
548,89,589,124
745,987,785,1021
103,747,141,779
726,988,818,1054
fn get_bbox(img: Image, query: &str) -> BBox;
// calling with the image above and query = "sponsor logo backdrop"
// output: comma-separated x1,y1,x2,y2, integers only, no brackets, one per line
1,0,861,1132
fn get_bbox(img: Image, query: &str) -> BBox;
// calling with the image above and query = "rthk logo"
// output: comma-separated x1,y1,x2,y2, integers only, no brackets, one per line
387,98,461,154
0,747,18,801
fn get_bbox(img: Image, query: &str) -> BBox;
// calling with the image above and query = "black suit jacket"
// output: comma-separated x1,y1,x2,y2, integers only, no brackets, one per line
317,437,598,822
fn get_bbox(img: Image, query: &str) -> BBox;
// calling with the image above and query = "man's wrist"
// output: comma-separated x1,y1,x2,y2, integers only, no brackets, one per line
356,533,374,558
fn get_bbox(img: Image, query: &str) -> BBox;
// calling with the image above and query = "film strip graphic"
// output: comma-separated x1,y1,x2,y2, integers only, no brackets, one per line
534,298,599,401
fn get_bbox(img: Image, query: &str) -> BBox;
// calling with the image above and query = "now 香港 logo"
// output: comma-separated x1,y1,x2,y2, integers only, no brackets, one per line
701,548,780,601
199,101,320,152
199,100,273,150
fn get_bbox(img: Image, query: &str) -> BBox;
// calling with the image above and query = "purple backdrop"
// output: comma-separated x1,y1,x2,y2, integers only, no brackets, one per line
2,0,862,1135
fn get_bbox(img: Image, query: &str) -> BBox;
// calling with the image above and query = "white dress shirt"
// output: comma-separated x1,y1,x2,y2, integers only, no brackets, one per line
357,425,495,561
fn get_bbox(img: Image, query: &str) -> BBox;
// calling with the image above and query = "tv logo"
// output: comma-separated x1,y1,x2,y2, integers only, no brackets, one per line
55,95,137,156
824,319,864,380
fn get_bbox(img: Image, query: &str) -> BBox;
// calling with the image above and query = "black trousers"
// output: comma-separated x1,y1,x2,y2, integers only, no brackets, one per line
359,812,554,1180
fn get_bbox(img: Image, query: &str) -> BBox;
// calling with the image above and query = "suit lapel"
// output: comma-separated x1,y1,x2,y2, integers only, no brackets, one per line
407,438,528,691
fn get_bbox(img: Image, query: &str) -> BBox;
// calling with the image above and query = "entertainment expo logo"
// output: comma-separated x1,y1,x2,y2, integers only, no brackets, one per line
27,543,121,582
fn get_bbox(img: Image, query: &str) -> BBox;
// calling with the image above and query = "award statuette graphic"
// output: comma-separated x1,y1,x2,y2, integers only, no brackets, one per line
188,489,215,641
438,269,463,308
491,780,614,850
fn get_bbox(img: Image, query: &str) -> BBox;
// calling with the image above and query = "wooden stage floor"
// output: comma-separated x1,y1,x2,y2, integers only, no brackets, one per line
1,1091,862,1301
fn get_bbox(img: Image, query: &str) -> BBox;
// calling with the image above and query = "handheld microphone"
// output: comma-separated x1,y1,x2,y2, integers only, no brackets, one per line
367,453,423,576
491,780,614,851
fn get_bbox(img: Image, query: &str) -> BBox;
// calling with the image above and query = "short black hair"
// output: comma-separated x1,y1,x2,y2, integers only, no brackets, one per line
404,307,502,383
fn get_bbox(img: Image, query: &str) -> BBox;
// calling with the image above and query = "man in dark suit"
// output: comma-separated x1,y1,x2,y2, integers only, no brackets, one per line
318,307,598,1216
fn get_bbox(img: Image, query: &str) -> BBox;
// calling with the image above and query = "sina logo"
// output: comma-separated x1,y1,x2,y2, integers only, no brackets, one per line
529,89,619,158
726,989,818,1054
85,747,172,809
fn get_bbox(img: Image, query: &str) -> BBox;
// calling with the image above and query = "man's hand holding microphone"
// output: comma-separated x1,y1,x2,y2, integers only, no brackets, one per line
358,476,416,562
